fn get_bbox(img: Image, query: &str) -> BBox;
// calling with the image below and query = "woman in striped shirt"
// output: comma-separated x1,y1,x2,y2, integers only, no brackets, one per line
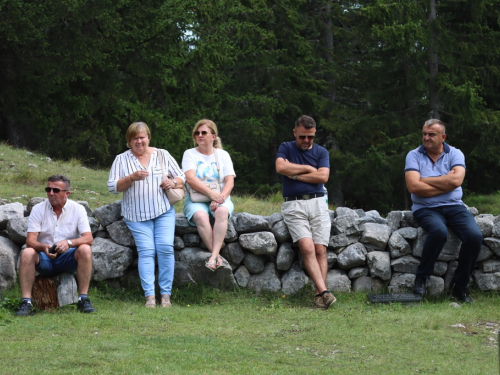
107,122,185,308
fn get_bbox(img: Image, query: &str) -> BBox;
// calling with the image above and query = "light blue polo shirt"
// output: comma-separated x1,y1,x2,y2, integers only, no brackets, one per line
404,142,466,212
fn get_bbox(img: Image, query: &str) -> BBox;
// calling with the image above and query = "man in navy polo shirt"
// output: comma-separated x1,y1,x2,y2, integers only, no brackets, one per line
276,115,335,309
405,119,482,303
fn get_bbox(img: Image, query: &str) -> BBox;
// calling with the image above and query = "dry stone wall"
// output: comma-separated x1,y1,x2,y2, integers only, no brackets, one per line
1,199,500,297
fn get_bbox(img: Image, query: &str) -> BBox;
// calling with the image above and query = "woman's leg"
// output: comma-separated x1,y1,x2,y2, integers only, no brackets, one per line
192,210,214,252
154,207,176,296
211,207,229,258
124,219,156,297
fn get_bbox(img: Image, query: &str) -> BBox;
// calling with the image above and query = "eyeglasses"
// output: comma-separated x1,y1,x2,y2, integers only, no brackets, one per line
194,130,213,137
298,135,315,140
45,187,69,193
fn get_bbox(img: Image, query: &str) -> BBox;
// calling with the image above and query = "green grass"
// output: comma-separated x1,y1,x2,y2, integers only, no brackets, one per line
0,285,499,374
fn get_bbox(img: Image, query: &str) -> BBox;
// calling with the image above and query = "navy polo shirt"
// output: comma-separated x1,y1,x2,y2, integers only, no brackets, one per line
404,142,466,212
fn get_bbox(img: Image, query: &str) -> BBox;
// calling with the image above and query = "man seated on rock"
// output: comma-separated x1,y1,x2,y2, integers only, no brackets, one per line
405,119,482,303
16,174,96,316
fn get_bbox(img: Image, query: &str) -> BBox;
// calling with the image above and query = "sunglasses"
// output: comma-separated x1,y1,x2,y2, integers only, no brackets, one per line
45,187,69,193
298,135,315,140
194,130,213,137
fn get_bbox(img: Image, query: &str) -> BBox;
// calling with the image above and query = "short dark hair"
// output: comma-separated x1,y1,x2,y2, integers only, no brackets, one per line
295,115,316,129
48,175,70,190
424,119,446,134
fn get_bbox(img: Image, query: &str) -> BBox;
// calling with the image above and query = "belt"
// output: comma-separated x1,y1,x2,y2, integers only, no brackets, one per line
284,193,324,202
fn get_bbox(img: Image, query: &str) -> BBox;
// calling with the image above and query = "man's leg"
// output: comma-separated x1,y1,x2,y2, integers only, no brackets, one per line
444,205,482,299
413,207,449,279
74,244,93,295
297,238,327,294
18,248,40,299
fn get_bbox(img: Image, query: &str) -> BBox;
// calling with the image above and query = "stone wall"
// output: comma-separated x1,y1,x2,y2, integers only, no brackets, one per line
1,199,500,297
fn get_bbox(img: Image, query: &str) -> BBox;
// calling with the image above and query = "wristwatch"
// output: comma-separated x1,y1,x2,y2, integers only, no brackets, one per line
67,240,73,247
173,179,178,188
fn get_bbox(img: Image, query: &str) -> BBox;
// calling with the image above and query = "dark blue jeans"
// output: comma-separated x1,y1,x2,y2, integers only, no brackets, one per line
413,204,482,289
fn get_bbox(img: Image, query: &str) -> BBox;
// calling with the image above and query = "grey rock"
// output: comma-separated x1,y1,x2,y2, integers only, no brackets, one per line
494,215,500,224
27,197,46,213
433,261,448,277
483,237,500,257
239,232,277,256
328,233,360,250
400,211,418,228
492,222,500,238
0,237,20,290
243,252,266,274
480,259,500,273
472,270,500,291
88,217,100,236
232,212,270,233
443,261,458,292
386,211,403,232
234,265,251,288
174,236,184,250
331,214,365,236
467,206,479,216
360,223,392,251
388,231,411,259
327,250,338,269
107,221,135,247
391,255,420,274
173,261,196,285
76,201,94,217
348,267,369,279
176,247,235,287
94,200,122,228
183,233,200,247
326,269,351,293
269,215,291,243
281,263,310,295
352,276,385,293
221,242,245,270
366,251,391,281
91,237,134,281
426,276,445,296
476,244,494,263
267,213,284,228
174,213,199,235
359,210,388,225
57,273,79,306
395,227,418,240
353,208,365,217
225,220,238,242
337,243,367,270
475,217,493,238
0,202,24,230
388,273,415,293
6,217,29,245
246,262,281,293
336,207,359,218
276,242,295,271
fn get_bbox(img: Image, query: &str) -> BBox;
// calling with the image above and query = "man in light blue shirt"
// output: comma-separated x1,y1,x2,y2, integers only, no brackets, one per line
404,119,482,303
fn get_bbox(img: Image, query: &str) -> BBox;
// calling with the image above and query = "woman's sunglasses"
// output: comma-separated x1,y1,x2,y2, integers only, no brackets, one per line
194,130,213,137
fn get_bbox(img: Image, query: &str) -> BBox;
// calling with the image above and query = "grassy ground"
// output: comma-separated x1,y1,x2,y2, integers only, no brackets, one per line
0,285,499,375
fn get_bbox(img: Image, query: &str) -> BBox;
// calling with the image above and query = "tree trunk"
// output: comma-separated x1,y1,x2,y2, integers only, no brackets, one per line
428,0,440,119
32,273,78,310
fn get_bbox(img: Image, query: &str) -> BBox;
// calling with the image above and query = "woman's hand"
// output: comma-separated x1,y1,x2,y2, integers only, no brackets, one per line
160,178,177,190
210,200,219,212
209,192,225,204
130,170,149,181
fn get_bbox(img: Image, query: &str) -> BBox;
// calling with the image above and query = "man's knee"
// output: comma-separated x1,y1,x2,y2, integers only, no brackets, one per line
20,247,39,264
75,245,92,261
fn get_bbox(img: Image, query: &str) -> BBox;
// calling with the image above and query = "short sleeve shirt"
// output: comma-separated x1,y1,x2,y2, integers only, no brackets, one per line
28,199,91,245
404,143,466,211
276,141,330,197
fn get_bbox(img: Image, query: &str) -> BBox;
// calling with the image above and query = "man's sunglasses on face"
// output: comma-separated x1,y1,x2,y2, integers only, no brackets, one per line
298,135,315,140
45,187,68,193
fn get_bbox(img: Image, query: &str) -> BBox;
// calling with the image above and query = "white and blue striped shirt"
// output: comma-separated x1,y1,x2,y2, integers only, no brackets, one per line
107,149,185,222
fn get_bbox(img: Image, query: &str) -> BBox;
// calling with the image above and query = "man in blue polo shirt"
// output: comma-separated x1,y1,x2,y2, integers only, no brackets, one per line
276,115,335,309
405,119,482,303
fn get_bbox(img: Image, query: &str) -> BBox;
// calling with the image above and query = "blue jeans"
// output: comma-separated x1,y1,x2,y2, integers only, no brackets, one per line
36,248,78,276
125,207,175,297
413,205,482,288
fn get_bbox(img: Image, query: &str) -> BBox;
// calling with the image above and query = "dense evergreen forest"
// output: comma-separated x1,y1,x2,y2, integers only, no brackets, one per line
1,0,499,213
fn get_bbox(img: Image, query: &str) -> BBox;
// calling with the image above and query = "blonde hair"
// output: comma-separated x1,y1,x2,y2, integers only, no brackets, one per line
126,122,151,148
192,119,223,149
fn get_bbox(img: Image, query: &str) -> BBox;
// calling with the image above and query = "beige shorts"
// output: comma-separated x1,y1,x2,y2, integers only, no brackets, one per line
281,197,331,246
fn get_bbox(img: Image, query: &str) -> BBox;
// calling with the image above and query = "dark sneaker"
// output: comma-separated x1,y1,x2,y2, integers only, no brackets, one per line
314,295,327,310
451,286,473,304
412,277,426,297
16,300,34,317
77,298,97,313
322,291,336,309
